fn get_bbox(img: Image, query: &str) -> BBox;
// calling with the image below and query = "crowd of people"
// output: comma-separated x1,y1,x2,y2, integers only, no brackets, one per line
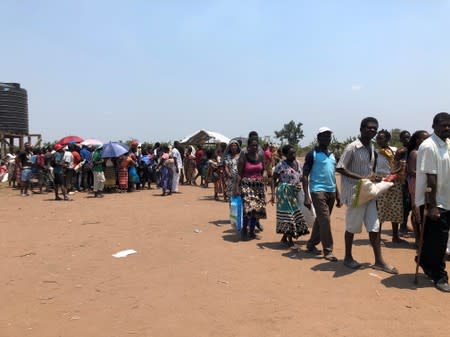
1,113,450,292
229,114,450,293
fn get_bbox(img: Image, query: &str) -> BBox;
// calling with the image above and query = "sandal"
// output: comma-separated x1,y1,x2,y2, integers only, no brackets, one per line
324,252,338,262
344,258,361,269
372,263,398,275
306,245,322,255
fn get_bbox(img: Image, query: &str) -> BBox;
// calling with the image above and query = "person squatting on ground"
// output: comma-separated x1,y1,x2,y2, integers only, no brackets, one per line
272,144,309,247
302,127,341,261
336,117,398,274
415,112,450,292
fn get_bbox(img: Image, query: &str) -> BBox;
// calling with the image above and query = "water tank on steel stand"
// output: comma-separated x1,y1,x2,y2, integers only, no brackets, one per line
0,82,29,134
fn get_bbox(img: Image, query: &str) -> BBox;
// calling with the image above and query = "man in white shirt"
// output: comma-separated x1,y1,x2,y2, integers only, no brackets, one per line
171,141,183,193
63,146,75,192
336,117,397,274
416,112,450,292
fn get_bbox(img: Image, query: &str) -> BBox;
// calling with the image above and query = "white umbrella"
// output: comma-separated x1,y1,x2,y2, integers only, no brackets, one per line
81,138,103,147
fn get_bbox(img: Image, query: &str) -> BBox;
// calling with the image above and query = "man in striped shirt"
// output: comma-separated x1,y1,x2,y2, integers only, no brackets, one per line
336,117,398,274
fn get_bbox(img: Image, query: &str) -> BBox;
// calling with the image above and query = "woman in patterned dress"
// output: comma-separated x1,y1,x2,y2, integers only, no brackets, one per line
375,129,407,243
234,133,270,240
223,140,241,202
272,144,309,247
118,154,135,193
157,146,175,196
183,146,196,185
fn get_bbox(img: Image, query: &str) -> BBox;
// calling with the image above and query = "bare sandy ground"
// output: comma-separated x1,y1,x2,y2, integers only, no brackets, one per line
0,183,449,337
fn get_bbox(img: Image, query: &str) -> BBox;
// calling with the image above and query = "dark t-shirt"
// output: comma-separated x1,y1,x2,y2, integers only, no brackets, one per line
52,152,65,175
18,150,33,168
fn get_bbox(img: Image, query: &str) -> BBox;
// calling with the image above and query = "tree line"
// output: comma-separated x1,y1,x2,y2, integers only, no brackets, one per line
274,120,406,157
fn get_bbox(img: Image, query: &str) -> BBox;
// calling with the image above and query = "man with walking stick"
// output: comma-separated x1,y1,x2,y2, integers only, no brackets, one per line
415,112,450,292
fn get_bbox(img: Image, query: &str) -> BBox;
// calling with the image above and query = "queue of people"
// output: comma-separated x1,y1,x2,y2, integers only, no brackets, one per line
1,112,449,292
230,114,450,293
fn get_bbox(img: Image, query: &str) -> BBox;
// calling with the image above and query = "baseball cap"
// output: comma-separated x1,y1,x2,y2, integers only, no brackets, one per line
318,126,332,134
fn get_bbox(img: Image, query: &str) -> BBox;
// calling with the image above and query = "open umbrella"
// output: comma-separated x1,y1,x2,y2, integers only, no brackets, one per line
81,138,103,147
58,135,84,145
101,141,129,158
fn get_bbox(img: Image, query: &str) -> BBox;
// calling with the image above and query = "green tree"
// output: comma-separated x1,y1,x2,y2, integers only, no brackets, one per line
389,128,402,148
274,120,304,146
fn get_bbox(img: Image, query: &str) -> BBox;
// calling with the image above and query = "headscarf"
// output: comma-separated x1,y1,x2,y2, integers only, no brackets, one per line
379,147,396,169
223,139,241,158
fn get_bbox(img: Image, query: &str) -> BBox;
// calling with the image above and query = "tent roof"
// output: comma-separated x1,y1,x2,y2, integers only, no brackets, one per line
180,129,230,145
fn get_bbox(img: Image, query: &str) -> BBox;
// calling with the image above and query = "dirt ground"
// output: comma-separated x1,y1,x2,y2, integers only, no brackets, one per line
1,182,449,337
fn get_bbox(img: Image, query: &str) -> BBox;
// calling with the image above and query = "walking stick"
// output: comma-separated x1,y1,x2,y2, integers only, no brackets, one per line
414,187,431,285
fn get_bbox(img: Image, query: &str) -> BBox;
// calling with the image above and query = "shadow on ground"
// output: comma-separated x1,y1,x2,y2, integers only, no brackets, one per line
310,260,372,278
209,219,230,226
256,241,292,251
380,273,434,290
199,195,217,201
383,240,415,250
222,229,240,243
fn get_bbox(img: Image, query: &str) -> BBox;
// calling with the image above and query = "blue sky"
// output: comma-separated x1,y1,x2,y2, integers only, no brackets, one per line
1,0,449,145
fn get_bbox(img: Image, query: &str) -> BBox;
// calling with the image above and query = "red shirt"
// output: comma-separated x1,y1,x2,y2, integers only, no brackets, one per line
195,149,204,166
72,151,81,165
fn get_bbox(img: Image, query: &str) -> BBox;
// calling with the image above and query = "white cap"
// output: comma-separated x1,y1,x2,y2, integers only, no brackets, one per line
318,126,332,134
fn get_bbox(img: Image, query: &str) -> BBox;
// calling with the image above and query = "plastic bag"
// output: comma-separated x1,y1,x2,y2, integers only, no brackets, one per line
230,196,243,232
128,166,140,184
298,189,316,228
351,179,394,208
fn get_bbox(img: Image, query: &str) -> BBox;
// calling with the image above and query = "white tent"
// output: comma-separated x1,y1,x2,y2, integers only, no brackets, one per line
180,129,230,145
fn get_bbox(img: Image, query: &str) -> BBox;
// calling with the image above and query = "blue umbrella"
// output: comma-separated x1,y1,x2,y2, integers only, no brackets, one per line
101,141,129,158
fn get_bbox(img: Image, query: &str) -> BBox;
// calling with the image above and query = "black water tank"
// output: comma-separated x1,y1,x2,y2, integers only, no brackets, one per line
0,82,29,134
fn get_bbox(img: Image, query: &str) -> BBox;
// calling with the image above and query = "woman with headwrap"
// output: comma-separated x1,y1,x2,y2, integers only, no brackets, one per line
375,129,407,243
223,139,241,202
272,144,309,246
184,145,196,185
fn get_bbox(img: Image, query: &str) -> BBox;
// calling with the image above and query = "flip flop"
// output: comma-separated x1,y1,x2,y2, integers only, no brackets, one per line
344,259,361,269
372,264,398,275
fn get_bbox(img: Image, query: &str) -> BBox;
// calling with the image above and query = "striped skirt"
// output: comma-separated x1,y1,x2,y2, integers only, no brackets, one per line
276,183,309,238
118,167,128,189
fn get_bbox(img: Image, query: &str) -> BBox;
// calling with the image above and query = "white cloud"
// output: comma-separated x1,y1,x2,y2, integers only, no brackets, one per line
351,84,362,91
